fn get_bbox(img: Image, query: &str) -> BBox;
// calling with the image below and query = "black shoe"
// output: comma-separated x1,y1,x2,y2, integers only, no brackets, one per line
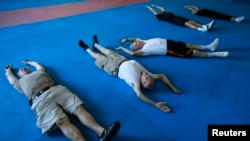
92,34,99,50
100,121,120,141
78,40,89,50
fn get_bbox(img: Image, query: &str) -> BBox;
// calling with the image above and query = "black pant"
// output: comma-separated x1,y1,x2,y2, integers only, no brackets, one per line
196,9,232,21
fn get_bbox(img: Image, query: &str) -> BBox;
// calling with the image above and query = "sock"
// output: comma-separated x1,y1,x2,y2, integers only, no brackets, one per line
201,38,219,51
86,48,91,53
198,27,207,32
235,16,245,23
208,51,229,57
202,25,207,29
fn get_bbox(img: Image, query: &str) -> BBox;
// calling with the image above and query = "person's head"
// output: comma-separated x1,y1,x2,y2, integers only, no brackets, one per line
140,71,155,90
18,67,32,78
130,40,145,51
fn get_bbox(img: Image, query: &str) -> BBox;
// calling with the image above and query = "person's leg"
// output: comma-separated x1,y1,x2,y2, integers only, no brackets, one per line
199,9,244,22
73,105,120,141
198,8,233,21
185,21,201,29
185,43,202,50
92,35,116,56
186,38,219,51
78,40,105,59
207,51,229,57
186,20,214,32
192,50,209,57
185,20,207,32
73,106,104,136
192,50,229,57
94,43,115,56
56,117,86,141
188,20,203,27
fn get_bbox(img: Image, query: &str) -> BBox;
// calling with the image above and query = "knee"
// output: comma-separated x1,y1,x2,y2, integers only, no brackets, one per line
56,117,70,127
72,105,86,115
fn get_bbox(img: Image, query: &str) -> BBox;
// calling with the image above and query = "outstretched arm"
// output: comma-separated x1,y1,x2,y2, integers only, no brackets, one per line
146,5,158,15
132,84,171,112
151,4,165,12
184,5,199,13
116,46,143,56
157,74,181,93
120,38,139,44
4,65,18,86
22,60,45,72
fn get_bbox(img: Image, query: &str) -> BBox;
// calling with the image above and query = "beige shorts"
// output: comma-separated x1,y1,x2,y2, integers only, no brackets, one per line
95,52,127,76
31,85,83,133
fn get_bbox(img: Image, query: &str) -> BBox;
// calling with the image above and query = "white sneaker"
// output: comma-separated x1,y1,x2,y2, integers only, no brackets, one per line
235,16,245,23
216,51,229,57
210,38,219,51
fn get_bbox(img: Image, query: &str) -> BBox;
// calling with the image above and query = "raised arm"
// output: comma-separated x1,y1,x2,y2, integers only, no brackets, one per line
120,38,139,44
132,84,171,112
157,74,181,94
151,4,165,13
146,5,158,15
4,65,18,86
22,60,45,71
116,46,143,56
184,5,199,14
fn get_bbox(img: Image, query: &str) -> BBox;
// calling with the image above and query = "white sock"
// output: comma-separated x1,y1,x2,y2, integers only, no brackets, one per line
208,51,229,57
202,25,207,29
235,16,245,23
86,49,91,53
201,38,219,51
198,27,207,32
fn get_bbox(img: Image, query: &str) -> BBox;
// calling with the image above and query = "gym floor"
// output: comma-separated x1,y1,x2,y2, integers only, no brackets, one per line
0,0,249,141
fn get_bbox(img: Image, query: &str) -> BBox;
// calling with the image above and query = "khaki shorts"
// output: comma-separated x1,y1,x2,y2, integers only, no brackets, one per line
31,85,83,133
95,52,128,76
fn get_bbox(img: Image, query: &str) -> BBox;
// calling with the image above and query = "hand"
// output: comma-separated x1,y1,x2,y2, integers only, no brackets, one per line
22,60,30,64
156,102,171,113
120,38,127,44
4,64,12,71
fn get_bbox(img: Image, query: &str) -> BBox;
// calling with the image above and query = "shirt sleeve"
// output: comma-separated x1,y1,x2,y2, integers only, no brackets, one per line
13,79,24,94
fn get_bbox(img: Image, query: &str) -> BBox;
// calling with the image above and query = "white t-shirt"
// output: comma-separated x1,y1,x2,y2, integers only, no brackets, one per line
138,38,167,56
118,60,158,88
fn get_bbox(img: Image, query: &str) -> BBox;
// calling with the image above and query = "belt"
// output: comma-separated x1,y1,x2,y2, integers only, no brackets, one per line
29,85,55,106
118,59,127,68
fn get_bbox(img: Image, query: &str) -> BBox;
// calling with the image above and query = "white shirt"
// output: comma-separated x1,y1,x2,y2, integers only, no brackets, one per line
118,60,157,88
139,38,167,56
